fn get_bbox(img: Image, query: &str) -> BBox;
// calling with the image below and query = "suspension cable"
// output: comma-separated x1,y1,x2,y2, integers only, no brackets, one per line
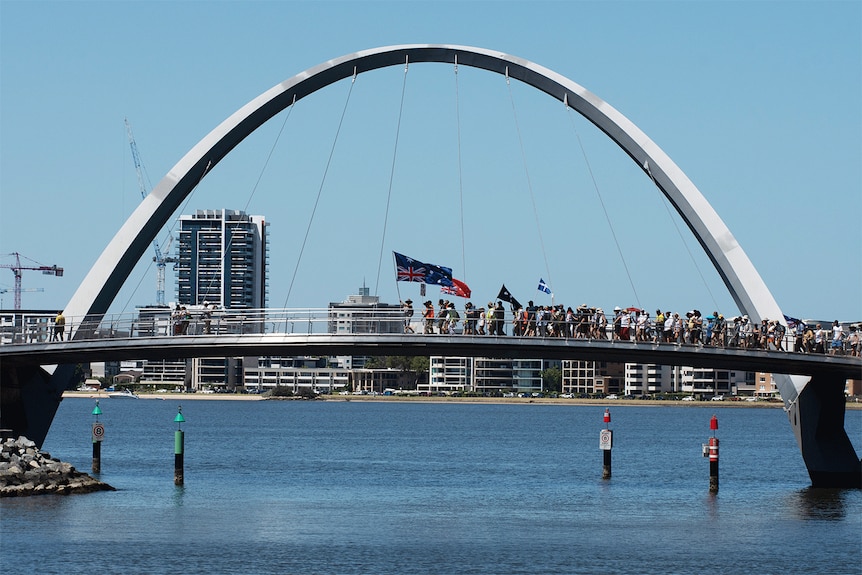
506,67,553,294
283,71,357,307
374,57,409,296
643,159,722,313
190,96,298,307
564,96,641,308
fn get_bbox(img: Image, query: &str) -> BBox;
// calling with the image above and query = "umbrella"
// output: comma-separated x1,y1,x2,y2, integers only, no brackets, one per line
625,307,640,312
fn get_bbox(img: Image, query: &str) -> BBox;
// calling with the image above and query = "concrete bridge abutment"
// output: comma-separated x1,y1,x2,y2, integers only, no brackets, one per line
788,372,862,488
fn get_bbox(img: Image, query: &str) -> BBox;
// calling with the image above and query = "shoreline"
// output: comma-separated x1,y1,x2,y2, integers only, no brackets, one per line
61,391,862,409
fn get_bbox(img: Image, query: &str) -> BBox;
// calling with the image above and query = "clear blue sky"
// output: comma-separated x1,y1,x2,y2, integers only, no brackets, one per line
1,1,859,322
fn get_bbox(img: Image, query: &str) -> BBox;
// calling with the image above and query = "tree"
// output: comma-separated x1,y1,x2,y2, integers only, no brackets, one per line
541,365,562,393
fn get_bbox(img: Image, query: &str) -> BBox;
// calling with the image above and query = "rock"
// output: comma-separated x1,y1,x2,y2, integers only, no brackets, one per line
0,436,114,497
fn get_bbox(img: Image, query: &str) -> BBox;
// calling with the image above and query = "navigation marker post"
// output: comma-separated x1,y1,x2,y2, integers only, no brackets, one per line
91,400,104,473
600,408,613,479
174,406,185,486
706,414,719,493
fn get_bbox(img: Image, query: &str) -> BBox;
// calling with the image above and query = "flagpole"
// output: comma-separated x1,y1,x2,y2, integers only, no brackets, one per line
392,252,402,303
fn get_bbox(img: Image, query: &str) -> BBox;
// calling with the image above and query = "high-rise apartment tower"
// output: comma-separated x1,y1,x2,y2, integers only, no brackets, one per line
176,209,268,308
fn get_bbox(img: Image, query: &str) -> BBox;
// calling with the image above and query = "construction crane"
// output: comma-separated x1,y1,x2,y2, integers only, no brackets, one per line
125,118,177,306
0,253,63,310
0,287,44,309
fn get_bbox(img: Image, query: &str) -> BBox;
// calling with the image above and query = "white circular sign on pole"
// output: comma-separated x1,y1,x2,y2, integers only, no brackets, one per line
92,422,105,442
599,429,613,450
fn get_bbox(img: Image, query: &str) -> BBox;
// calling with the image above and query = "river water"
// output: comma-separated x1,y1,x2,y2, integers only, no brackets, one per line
2,398,860,575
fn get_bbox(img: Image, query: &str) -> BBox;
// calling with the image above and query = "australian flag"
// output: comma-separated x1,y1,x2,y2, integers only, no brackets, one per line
394,252,454,287
537,278,552,295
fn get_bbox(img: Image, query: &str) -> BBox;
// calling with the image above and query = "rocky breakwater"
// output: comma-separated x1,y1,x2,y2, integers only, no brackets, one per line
0,436,115,497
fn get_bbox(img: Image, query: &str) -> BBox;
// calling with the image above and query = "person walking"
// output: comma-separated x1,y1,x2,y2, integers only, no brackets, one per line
52,310,65,341
830,320,844,355
402,299,415,333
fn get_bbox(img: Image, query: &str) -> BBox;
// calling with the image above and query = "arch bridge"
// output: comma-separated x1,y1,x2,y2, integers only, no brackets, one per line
1,45,859,487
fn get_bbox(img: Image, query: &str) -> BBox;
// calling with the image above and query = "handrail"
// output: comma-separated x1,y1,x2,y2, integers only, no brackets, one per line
1,306,857,356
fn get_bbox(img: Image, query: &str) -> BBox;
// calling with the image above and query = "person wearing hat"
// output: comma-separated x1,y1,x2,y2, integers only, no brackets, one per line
423,300,435,334
402,299,414,333
464,302,477,335
436,300,449,334
714,314,726,347
446,302,460,334
594,308,607,340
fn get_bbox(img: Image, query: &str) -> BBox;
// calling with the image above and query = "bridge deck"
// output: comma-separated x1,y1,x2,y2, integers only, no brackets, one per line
2,333,859,378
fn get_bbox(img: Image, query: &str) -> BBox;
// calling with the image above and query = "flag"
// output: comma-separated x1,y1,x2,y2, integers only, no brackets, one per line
497,284,521,309
393,252,454,287
441,278,471,298
537,278,552,296
783,314,804,329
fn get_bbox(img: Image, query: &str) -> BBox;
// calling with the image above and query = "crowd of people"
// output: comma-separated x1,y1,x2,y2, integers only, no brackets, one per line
402,299,860,356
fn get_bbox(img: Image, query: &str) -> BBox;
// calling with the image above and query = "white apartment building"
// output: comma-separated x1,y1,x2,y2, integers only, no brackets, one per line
424,356,544,394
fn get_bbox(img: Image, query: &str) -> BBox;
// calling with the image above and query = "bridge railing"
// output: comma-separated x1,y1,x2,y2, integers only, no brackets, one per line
1,307,853,356
0,307,412,344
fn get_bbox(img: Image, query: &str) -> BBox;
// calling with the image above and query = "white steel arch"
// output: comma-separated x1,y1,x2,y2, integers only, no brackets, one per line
63,44,801,400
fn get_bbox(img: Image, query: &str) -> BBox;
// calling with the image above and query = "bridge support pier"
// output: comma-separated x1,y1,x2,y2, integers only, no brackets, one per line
0,364,73,449
787,372,861,488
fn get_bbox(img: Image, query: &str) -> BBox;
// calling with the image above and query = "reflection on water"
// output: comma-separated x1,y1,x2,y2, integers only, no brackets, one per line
787,487,853,521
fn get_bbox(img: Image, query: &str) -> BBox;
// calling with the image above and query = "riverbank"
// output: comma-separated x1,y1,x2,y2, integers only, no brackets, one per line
62,391,861,409
63,391,264,401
